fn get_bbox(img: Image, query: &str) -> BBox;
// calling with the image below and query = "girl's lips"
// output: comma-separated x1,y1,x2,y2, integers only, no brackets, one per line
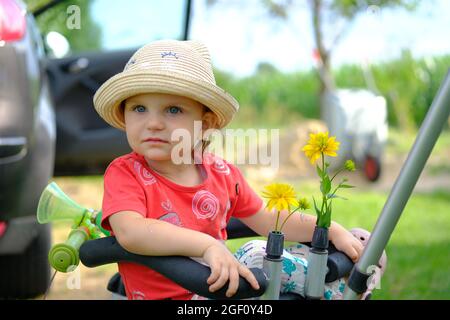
144,138,169,143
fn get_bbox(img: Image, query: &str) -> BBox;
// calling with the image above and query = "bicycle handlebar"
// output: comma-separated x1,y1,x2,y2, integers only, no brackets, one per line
79,236,268,300
79,236,354,299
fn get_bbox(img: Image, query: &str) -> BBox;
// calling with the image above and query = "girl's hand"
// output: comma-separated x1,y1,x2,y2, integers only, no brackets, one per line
330,223,364,262
202,242,260,297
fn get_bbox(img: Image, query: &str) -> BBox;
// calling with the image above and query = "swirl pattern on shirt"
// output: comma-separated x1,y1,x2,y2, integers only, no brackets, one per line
133,161,156,185
192,190,219,220
211,158,230,175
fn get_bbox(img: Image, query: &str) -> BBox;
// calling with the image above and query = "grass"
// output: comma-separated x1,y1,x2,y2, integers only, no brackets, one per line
387,128,450,156
332,189,450,300
226,188,450,300
428,163,450,175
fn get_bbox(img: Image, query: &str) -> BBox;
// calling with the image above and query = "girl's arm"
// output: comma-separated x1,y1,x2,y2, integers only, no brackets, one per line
237,205,316,242
109,210,218,256
109,211,260,297
239,208,364,262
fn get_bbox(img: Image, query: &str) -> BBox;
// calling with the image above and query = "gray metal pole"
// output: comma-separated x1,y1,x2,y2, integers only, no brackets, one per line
305,250,328,299
260,231,284,300
343,69,450,300
260,258,282,300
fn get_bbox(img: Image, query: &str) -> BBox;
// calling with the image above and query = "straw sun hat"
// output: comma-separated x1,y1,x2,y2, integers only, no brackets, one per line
93,40,239,130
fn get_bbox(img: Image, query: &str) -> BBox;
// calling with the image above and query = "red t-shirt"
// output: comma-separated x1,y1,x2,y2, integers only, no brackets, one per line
101,151,263,300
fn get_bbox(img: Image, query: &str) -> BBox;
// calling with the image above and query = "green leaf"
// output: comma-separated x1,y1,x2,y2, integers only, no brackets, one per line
323,201,332,228
328,194,348,200
312,196,321,217
317,218,326,228
321,176,332,195
339,184,355,189
316,165,324,179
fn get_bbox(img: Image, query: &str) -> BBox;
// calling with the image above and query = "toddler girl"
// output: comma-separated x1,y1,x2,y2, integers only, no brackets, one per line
93,40,376,300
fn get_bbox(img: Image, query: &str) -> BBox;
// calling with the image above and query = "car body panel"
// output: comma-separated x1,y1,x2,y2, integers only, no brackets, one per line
0,13,55,223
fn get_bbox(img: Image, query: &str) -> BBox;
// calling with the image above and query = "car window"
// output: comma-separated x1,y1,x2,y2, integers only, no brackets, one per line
31,0,188,55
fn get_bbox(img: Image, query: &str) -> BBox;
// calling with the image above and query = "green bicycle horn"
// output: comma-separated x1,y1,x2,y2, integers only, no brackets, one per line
37,182,107,273
37,182,87,226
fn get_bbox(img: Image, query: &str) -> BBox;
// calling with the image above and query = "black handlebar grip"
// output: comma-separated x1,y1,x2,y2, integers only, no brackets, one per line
79,236,267,300
226,218,259,239
325,251,354,283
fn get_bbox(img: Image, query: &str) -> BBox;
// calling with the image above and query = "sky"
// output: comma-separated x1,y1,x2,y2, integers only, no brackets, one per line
92,0,450,77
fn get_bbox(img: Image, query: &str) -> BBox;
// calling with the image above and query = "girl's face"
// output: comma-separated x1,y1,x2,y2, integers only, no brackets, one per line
123,93,216,162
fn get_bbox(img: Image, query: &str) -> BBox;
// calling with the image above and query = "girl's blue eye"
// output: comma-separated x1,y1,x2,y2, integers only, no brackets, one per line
168,106,182,114
133,105,146,113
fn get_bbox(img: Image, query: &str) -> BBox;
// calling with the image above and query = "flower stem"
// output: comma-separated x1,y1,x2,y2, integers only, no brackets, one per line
279,207,301,231
329,185,341,199
318,152,326,226
321,153,325,174
275,210,280,232
319,193,328,227
331,168,344,182
320,153,326,202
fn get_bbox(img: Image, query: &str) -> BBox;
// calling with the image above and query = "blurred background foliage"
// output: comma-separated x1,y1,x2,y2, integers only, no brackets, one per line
215,51,450,130
24,0,102,52
25,0,449,131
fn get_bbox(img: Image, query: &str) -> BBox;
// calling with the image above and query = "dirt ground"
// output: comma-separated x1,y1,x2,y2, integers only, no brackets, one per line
37,123,450,300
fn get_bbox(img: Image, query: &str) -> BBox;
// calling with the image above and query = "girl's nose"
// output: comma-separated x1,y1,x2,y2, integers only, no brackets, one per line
146,114,165,130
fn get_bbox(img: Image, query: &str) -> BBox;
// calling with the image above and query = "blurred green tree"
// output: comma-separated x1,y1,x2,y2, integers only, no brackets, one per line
24,0,101,53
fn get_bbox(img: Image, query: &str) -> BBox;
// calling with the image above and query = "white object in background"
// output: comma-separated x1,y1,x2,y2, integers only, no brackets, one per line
322,89,388,177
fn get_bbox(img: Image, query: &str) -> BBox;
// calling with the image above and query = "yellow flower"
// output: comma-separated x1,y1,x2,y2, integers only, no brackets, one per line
262,183,299,212
302,132,340,164
297,197,311,210
344,160,356,172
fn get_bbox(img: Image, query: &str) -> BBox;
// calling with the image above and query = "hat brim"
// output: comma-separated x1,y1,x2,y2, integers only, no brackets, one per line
93,70,239,130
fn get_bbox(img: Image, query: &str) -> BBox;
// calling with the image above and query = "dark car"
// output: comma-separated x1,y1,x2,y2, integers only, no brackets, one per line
0,0,55,298
0,0,191,298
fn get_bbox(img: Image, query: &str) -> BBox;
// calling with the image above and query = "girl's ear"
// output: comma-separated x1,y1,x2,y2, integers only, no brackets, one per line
202,111,218,131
